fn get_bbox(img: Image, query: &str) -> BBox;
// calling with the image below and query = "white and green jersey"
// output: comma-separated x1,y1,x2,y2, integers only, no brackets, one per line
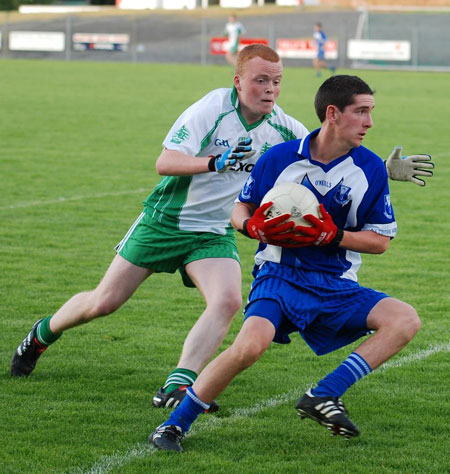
224,21,245,54
144,87,308,235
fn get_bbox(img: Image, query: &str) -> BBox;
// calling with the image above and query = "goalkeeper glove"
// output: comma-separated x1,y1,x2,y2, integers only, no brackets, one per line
208,138,256,173
293,204,344,247
385,146,434,187
241,201,297,245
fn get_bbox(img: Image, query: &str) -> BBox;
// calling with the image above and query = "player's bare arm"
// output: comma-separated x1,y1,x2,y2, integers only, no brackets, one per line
337,229,390,254
156,148,211,176
294,205,390,253
230,201,256,230
156,139,255,176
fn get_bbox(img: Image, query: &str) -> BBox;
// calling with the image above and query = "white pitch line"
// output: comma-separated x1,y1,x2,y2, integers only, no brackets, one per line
77,389,303,474
379,342,450,370
0,188,148,211
77,341,450,474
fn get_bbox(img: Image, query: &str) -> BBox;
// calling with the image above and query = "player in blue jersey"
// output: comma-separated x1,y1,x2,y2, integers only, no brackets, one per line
11,44,432,417
149,75,421,451
313,22,335,77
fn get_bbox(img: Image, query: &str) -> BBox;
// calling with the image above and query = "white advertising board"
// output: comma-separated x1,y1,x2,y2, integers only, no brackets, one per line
116,0,158,9
72,33,130,51
19,5,101,13
220,0,253,7
9,32,65,52
347,40,411,61
276,0,303,5
163,0,196,8
117,0,196,8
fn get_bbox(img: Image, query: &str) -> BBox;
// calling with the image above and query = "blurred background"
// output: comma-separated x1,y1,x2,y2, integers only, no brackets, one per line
1,1,449,71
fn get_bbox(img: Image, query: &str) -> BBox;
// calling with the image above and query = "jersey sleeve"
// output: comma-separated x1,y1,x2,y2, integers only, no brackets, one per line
358,158,397,238
162,90,226,157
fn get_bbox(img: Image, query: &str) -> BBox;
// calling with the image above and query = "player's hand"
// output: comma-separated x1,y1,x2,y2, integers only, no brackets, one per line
209,138,256,173
293,204,343,247
385,146,434,187
244,201,297,244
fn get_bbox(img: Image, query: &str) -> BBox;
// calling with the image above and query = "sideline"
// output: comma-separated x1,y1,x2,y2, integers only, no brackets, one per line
77,341,450,474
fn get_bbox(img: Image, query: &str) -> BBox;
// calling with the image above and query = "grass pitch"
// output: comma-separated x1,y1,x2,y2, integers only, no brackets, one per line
1,59,449,474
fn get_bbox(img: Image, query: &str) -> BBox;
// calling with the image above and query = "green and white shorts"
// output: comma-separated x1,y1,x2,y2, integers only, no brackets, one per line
115,211,240,287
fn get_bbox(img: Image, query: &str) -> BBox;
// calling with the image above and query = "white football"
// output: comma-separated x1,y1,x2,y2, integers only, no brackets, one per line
261,182,320,227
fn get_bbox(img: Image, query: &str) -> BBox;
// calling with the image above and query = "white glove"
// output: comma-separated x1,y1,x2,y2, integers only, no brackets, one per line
385,146,434,187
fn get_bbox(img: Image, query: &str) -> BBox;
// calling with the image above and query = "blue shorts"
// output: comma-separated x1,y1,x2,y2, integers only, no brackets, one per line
244,262,388,355
317,47,325,60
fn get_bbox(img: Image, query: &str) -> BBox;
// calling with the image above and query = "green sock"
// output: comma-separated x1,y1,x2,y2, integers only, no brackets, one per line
162,368,197,393
36,315,62,346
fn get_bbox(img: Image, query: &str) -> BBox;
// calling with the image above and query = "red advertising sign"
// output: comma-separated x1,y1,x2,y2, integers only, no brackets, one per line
210,37,269,55
276,38,338,59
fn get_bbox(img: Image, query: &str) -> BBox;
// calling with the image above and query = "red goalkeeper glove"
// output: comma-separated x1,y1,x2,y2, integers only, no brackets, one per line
293,204,344,247
242,201,297,245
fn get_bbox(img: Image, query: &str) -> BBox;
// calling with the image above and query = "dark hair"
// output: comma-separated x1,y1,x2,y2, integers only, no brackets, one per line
314,75,375,123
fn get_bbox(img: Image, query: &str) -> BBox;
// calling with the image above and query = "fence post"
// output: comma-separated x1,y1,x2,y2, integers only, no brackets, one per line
131,15,138,63
201,16,207,65
268,22,274,49
339,22,346,69
412,26,418,71
2,12,9,58
65,15,72,61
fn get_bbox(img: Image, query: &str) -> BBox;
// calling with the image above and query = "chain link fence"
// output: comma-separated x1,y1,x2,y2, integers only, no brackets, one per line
1,10,449,70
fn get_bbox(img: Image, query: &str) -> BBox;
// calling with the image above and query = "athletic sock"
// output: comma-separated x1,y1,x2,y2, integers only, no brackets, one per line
162,368,197,393
311,352,372,398
36,316,62,346
162,386,209,433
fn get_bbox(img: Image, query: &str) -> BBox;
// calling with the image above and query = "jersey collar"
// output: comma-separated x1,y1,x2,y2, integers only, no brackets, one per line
297,129,315,159
231,86,275,132
297,128,354,169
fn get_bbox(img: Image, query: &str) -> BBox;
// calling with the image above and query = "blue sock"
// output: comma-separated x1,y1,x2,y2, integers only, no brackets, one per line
162,387,209,433
311,352,372,398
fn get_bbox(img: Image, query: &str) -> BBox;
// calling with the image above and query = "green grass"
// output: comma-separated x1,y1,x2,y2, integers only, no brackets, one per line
0,59,449,474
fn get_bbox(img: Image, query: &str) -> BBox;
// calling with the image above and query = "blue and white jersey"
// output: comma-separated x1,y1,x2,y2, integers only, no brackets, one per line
238,129,397,281
313,29,327,56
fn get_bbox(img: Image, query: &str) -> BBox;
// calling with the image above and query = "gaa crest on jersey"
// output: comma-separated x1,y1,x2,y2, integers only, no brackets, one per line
383,194,393,219
260,142,272,156
241,175,255,200
215,138,230,148
333,183,351,205
170,125,190,144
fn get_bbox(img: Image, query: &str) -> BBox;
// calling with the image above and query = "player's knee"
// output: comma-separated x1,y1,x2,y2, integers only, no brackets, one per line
226,293,242,316
231,338,268,369
211,291,242,318
87,294,122,319
388,303,421,343
402,305,421,340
